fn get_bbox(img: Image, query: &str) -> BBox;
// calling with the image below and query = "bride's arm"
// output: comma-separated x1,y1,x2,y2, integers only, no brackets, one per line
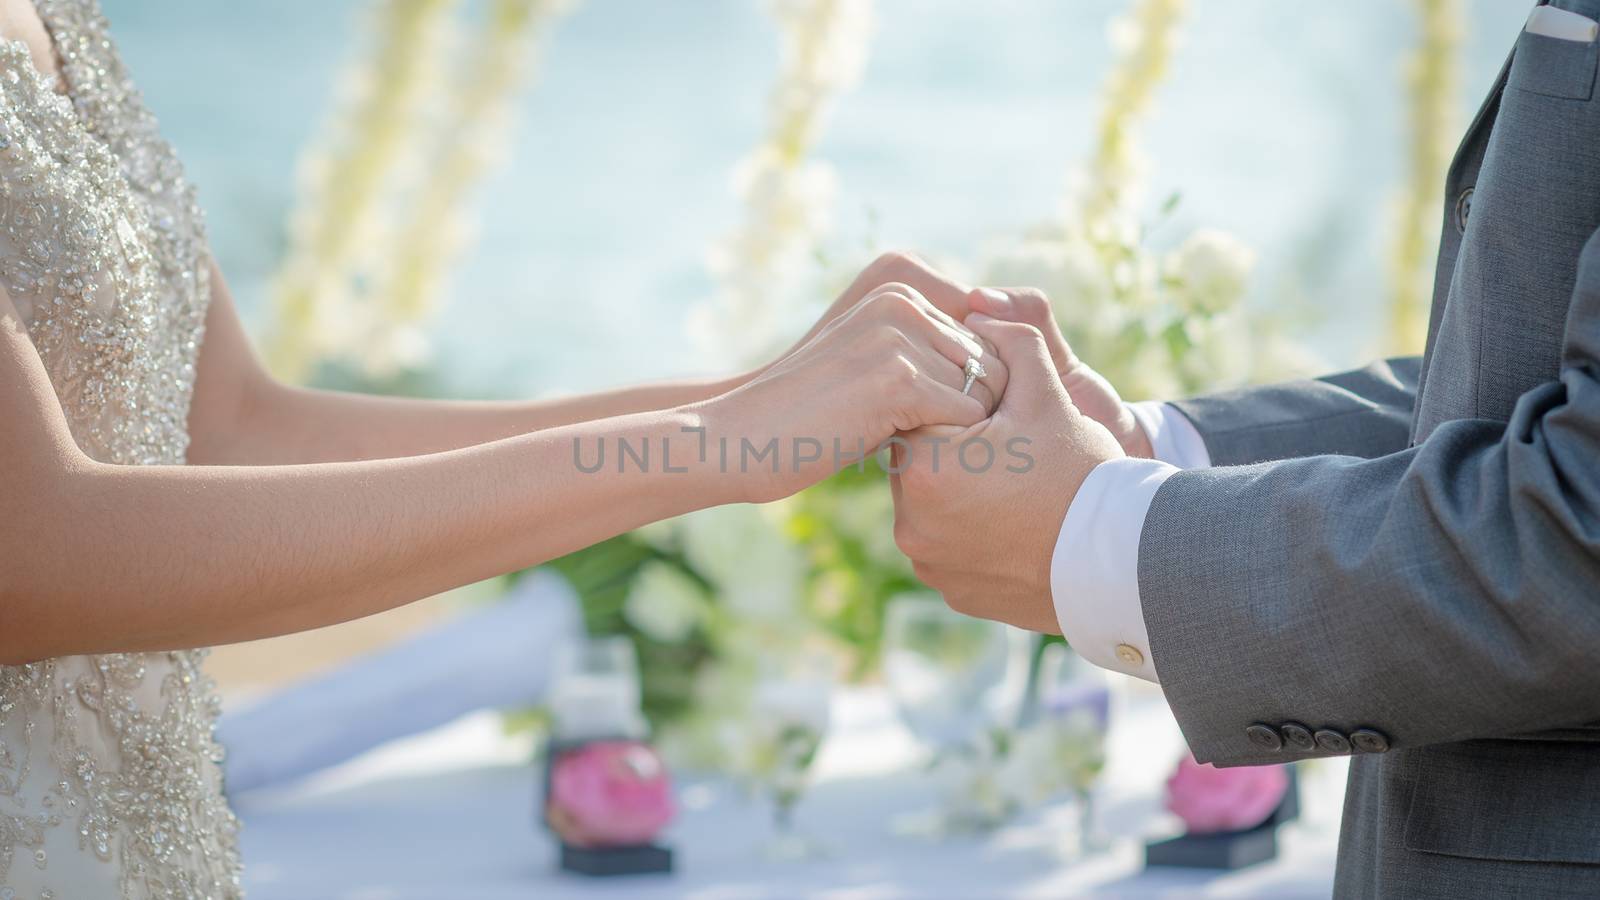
0,280,1000,665
185,264,738,465
188,252,977,465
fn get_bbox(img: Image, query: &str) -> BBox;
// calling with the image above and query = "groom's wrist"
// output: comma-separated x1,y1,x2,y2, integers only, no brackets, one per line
1125,401,1211,469
1122,410,1156,459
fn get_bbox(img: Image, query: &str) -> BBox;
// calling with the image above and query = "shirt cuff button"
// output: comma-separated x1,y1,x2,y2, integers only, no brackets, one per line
1114,643,1145,667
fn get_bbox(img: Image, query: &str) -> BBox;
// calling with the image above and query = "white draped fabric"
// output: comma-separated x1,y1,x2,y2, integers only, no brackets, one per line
218,571,582,794
234,686,1342,899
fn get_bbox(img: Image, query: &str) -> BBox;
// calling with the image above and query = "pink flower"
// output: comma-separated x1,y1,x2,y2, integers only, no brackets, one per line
1164,753,1288,834
548,741,676,847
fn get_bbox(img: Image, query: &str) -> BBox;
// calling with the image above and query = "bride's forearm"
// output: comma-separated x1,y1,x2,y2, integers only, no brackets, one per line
2,405,737,664
189,249,975,468
186,262,749,466
206,374,747,465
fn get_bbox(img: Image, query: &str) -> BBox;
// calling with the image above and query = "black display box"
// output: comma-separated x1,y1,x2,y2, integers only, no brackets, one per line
539,736,675,877
1144,767,1301,870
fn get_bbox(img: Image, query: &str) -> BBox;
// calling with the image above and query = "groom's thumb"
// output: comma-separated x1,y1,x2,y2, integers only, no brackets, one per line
966,313,1064,411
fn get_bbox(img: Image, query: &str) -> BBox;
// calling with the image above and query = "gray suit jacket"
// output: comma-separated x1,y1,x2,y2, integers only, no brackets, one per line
1137,2,1600,896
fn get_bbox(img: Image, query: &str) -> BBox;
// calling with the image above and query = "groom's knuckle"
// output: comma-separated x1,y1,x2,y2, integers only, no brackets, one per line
1012,288,1052,321
993,319,1043,347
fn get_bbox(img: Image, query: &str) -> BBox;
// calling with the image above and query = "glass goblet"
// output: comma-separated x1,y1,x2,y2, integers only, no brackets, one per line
744,669,832,860
1036,642,1111,856
550,635,646,741
881,594,1013,833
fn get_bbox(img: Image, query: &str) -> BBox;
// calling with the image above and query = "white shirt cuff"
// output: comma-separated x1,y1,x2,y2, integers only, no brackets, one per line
1050,457,1179,683
1127,400,1211,468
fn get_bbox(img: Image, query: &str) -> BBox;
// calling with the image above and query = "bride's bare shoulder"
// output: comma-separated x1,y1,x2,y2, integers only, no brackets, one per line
0,0,60,82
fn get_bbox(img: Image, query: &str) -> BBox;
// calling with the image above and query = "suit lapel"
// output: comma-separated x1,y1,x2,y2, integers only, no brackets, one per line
1412,36,1521,438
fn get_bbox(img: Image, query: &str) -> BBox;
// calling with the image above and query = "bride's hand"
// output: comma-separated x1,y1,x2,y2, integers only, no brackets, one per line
704,282,1009,503
752,251,978,378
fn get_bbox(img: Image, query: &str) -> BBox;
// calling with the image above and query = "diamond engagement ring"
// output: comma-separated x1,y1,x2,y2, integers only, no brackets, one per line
961,357,987,396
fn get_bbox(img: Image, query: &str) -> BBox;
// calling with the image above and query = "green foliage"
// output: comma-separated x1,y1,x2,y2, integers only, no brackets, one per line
540,453,926,732
542,534,718,726
787,461,920,678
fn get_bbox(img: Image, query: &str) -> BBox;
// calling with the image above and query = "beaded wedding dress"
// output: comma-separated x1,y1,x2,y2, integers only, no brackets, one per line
0,1,242,897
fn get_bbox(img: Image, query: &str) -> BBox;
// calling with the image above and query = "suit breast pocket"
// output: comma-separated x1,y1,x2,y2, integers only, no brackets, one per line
1403,740,1600,865
1511,29,1600,100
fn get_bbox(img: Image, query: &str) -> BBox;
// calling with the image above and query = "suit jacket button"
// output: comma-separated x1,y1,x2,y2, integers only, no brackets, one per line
1455,187,1474,234
1314,729,1352,754
1351,728,1391,753
1245,724,1284,751
1281,722,1315,751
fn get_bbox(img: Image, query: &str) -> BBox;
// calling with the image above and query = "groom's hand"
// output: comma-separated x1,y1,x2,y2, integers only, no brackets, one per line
967,287,1153,459
891,314,1123,634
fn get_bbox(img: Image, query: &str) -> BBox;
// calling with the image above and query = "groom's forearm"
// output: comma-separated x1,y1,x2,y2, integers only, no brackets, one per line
1167,357,1421,465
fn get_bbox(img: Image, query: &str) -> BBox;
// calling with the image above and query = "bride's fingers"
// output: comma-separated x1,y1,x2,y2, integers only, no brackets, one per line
963,333,1007,410
853,252,974,321
864,282,980,344
902,300,1008,413
850,284,1001,417
919,300,1010,401
902,335,1001,418
878,280,980,344
904,365,988,431
866,283,1008,405
856,285,983,370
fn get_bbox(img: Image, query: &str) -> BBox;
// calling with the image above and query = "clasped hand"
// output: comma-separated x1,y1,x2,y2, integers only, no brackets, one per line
742,248,1145,630
887,281,1133,634
719,251,1143,634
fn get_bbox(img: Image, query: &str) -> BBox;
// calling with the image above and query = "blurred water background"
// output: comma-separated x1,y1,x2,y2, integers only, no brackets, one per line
103,0,1528,398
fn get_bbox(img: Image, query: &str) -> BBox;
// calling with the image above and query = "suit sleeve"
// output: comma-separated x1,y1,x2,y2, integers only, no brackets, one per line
1139,228,1600,767
1169,357,1420,465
